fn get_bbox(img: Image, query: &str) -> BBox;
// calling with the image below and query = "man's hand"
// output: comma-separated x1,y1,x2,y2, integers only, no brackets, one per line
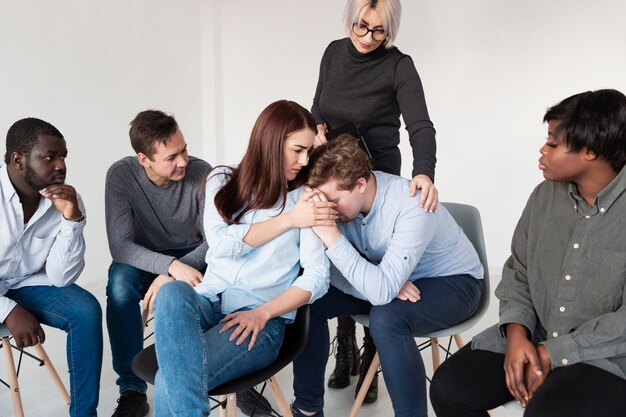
504,324,543,408
396,280,421,302
168,259,203,286
4,305,45,348
39,184,82,220
313,123,328,148
220,307,272,350
143,274,175,314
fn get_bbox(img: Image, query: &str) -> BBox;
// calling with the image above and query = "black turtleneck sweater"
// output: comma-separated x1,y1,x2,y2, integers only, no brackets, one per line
312,38,436,180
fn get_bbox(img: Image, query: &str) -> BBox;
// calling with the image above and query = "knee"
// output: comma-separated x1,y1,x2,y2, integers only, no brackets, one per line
154,281,194,313
368,305,406,339
106,263,142,303
68,288,103,333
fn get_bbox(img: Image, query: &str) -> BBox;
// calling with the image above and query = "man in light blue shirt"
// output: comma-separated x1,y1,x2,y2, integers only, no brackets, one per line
291,136,484,417
0,118,102,417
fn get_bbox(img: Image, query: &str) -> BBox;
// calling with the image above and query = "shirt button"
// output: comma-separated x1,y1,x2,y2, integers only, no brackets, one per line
552,332,559,337
573,243,579,249
565,275,571,281
561,358,569,365
559,306,566,312
600,207,606,213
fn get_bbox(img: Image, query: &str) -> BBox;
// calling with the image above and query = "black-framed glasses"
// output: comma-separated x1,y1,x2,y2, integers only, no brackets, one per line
352,23,387,41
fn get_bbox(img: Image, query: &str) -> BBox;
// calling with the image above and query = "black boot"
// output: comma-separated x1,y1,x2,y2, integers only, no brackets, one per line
327,325,361,389
355,335,378,404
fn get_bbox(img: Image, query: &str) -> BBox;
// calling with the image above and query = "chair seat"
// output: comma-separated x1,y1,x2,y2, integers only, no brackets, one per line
0,324,12,338
132,304,310,395
502,400,524,415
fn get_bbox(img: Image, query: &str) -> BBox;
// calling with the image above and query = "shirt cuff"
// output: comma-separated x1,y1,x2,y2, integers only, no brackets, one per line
541,335,582,368
0,297,18,323
498,307,538,340
154,255,177,276
325,235,354,266
58,215,86,237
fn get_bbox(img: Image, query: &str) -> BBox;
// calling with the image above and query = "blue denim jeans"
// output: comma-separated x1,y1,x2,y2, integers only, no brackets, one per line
153,281,285,417
6,284,103,417
106,247,198,394
293,275,482,417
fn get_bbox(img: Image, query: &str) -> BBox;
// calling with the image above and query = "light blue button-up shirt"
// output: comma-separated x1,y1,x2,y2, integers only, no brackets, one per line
195,167,330,321
327,171,483,306
0,164,86,322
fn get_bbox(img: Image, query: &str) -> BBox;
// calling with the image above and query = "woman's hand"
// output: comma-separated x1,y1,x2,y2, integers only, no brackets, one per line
314,123,328,148
288,190,337,228
220,307,272,350
409,174,438,212
504,324,543,408
524,344,552,403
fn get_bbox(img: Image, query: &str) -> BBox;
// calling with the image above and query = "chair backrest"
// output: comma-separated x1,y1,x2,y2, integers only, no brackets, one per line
441,202,490,323
131,304,311,393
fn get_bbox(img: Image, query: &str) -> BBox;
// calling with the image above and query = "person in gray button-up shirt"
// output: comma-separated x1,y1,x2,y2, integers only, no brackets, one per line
431,89,626,417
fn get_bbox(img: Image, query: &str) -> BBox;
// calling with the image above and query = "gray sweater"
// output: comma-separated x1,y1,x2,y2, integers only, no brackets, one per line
105,156,211,275
312,38,436,179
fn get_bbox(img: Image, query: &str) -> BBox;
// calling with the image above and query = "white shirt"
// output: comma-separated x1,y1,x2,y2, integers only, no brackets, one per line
0,164,86,321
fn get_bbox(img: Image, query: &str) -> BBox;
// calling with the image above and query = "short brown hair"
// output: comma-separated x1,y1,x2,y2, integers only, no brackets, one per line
129,110,179,158
307,135,372,190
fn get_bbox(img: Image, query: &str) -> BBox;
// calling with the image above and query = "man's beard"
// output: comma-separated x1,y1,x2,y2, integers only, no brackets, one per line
24,163,51,190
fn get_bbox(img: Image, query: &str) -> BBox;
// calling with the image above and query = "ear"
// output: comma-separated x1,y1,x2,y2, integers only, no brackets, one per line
136,152,151,168
10,152,25,170
356,177,368,193
584,149,597,161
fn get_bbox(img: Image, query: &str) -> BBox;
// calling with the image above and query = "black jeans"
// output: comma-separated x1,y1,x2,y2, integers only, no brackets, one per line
430,344,626,417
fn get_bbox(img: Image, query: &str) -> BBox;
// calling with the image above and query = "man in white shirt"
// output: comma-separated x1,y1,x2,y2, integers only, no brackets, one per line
1,117,102,417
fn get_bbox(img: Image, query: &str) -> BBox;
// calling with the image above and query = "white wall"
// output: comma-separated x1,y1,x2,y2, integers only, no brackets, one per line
0,0,206,284
1,0,625,286
208,0,626,271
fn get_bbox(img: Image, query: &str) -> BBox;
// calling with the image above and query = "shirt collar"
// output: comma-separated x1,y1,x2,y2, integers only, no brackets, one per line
568,166,626,215
0,164,18,203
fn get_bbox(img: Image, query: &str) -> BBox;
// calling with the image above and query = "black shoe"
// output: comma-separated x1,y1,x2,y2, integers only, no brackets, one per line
111,391,149,417
235,387,274,417
355,335,378,404
327,325,361,389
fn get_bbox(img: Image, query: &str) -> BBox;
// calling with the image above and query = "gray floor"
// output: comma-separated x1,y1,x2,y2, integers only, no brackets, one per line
0,277,518,417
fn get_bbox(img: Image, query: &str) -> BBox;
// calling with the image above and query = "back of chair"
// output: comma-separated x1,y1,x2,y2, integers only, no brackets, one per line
441,202,490,323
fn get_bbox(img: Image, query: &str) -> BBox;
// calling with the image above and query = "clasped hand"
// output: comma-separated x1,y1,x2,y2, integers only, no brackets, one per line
289,189,337,228
504,334,552,408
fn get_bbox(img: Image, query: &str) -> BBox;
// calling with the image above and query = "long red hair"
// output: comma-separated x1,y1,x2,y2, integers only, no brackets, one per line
214,100,316,224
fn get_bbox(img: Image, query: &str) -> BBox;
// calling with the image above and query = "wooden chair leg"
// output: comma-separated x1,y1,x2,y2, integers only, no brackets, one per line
217,394,228,417
453,334,465,349
226,392,238,417
349,352,380,417
431,337,441,371
2,336,25,417
33,343,71,404
268,376,292,417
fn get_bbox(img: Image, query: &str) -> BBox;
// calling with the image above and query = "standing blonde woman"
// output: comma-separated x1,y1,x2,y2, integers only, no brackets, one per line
312,0,439,403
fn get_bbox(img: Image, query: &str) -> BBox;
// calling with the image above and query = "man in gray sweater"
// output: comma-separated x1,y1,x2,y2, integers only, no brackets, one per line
105,110,211,417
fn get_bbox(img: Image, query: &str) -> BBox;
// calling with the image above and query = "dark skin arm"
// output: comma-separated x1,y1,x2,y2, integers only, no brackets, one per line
4,305,45,348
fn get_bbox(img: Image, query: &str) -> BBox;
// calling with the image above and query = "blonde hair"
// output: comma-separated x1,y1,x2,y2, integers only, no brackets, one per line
342,0,402,48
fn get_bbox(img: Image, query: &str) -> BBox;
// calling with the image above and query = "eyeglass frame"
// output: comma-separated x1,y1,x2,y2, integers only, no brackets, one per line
351,23,388,42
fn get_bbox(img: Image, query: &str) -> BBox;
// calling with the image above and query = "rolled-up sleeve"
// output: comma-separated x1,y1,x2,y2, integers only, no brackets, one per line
291,227,329,303
0,296,17,323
